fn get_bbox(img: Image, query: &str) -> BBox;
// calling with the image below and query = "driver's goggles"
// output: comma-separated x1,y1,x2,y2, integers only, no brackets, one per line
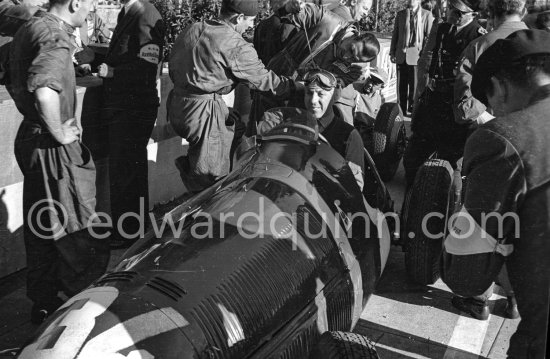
303,69,338,89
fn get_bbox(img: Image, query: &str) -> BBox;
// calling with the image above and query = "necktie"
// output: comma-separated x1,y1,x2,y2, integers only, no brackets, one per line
450,25,457,38
409,10,417,47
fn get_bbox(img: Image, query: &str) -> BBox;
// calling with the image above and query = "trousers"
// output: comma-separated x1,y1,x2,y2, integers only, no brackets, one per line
397,63,418,113
168,91,234,192
105,107,157,240
14,120,108,307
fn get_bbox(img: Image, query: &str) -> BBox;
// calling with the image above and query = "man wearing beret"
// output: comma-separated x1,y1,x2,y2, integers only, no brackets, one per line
442,29,550,358
97,0,165,249
403,0,486,187
168,0,296,194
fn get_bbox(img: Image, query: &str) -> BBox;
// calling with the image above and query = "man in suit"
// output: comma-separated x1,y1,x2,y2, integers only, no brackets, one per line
390,0,434,114
97,0,165,249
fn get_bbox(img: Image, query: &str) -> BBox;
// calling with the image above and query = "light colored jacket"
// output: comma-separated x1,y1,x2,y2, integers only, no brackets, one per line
390,8,434,65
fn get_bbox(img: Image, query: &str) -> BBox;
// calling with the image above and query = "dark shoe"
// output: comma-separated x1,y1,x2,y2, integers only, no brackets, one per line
451,296,490,320
31,298,63,324
505,295,520,319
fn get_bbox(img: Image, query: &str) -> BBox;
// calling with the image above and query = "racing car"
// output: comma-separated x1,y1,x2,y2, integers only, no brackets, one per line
18,122,394,358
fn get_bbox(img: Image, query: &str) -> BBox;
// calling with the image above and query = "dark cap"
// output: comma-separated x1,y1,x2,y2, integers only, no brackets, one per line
450,0,482,12
472,29,550,105
222,0,259,16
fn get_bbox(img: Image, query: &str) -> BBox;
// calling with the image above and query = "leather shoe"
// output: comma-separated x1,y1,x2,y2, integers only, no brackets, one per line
505,295,520,319
451,296,490,320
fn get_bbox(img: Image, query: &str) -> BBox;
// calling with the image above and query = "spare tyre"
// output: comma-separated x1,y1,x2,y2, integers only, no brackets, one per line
312,331,379,359
404,159,453,285
372,103,407,182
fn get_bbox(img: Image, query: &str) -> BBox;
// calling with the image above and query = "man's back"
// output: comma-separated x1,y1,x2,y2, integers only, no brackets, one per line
169,19,286,96
464,87,550,358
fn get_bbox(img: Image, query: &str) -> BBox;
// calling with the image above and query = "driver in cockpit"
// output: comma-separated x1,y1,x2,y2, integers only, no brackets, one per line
257,68,365,190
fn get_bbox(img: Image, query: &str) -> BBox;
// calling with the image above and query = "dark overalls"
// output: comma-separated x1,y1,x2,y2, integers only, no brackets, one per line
168,19,293,193
403,21,484,186
8,12,108,312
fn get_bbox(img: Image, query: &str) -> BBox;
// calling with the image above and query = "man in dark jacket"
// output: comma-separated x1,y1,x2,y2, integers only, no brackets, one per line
258,69,365,189
442,29,550,359
251,1,379,127
97,0,165,248
403,0,486,186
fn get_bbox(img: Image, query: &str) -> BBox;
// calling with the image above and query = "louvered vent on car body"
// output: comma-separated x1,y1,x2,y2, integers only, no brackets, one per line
146,276,187,301
95,271,138,286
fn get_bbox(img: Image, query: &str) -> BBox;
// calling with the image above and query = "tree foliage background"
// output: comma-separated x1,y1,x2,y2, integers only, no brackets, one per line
150,0,409,58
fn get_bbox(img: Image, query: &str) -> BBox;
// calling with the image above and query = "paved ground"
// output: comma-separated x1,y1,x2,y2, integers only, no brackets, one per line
0,118,519,358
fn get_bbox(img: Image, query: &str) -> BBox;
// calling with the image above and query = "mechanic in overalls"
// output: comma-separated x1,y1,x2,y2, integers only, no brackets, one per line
250,0,380,128
403,0,486,187
258,68,365,190
8,0,109,324
167,0,297,194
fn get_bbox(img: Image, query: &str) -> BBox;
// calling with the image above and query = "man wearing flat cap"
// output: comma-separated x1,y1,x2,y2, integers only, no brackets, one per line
403,0,486,187
442,29,550,359
168,0,296,194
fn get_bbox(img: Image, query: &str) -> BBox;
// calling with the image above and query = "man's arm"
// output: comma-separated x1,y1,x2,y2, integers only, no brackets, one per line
35,88,80,144
100,9,164,78
27,25,79,144
442,128,526,297
423,10,434,50
390,11,400,60
227,38,294,97
454,42,490,126
415,20,439,100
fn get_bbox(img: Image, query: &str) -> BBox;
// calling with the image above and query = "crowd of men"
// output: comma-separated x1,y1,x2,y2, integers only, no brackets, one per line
0,0,549,357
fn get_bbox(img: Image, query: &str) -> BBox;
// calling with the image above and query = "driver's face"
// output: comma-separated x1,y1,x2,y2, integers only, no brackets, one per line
305,85,335,119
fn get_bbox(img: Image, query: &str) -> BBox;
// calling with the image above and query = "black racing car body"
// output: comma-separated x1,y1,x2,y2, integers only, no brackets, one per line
19,123,392,359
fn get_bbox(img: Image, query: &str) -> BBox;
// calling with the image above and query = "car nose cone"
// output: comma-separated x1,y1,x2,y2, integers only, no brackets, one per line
18,286,195,359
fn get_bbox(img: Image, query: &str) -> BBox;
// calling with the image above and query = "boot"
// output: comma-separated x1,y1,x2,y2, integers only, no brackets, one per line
505,295,520,319
451,296,490,320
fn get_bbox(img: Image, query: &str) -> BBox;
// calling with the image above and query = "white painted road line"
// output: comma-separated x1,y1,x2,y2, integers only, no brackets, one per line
443,314,490,358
